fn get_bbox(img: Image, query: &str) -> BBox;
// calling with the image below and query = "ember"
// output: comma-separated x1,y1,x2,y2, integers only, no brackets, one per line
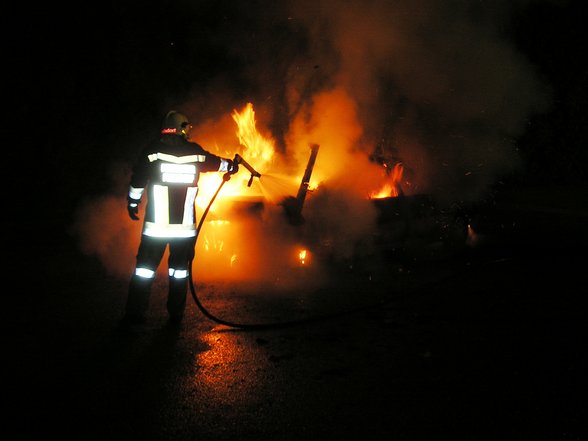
298,249,308,265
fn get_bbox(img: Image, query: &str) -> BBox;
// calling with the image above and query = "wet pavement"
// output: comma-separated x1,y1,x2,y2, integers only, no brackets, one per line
7,185,588,441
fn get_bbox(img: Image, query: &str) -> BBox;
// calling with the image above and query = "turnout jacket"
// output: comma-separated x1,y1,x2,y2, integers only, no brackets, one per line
128,134,231,238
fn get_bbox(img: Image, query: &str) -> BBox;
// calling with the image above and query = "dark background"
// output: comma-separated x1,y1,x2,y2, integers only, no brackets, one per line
8,0,588,227
4,2,588,440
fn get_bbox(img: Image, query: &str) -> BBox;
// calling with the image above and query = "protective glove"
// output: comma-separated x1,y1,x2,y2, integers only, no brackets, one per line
127,197,140,220
227,159,239,175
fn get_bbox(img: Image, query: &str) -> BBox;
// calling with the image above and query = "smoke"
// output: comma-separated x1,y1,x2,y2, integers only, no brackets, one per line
70,194,141,279
280,0,552,202
69,162,143,279
71,0,554,287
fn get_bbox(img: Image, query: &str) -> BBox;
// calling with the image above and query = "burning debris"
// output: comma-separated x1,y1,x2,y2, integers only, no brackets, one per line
281,143,320,226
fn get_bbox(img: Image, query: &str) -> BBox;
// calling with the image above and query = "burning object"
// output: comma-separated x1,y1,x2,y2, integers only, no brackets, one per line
193,102,467,281
281,143,320,225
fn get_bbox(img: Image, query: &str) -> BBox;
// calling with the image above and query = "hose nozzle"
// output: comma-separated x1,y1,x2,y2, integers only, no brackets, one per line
234,154,261,187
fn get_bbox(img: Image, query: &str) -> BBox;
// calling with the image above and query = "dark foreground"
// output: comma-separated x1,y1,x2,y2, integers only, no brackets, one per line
7,185,588,441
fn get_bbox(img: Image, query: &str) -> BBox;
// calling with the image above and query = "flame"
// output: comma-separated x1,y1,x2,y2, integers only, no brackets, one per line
370,162,404,199
190,101,406,282
371,183,394,199
299,249,307,265
195,103,277,212
192,105,280,282
232,102,275,166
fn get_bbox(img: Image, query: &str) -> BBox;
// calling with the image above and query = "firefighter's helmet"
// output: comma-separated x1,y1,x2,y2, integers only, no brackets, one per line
161,111,192,138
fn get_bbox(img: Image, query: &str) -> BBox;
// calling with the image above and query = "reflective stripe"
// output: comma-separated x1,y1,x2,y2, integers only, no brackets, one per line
135,267,155,278
147,183,197,236
169,268,188,279
148,152,206,163
143,222,197,238
161,163,196,174
161,163,196,183
183,187,198,225
129,186,144,200
162,173,195,183
152,185,169,224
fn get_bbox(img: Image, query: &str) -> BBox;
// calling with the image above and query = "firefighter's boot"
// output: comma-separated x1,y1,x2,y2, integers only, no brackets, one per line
167,275,188,325
124,274,154,323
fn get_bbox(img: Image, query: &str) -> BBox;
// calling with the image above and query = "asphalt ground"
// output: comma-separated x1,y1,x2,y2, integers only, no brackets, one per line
6,185,588,441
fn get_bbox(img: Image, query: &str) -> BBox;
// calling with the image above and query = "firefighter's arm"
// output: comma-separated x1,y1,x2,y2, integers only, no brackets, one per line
127,151,149,220
200,153,238,175
127,186,143,220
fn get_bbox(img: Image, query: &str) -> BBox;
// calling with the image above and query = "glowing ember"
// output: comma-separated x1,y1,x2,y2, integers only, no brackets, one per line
299,249,307,265
466,223,479,247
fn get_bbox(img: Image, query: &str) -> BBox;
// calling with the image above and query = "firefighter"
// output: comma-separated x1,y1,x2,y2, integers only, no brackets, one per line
122,110,239,326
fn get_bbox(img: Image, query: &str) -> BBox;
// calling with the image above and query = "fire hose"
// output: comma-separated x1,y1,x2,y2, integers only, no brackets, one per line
188,154,380,330
188,153,289,330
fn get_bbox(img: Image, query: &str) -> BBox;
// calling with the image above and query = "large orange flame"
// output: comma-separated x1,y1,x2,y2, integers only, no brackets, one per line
193,103,280,281
196,103,276,212
232,102,275,166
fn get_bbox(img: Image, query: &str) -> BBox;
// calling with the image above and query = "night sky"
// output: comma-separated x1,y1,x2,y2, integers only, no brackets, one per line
12,0,588,234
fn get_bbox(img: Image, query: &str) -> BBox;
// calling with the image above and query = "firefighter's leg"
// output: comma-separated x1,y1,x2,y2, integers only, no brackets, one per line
125,272,155,322
166,238,194,323
124,236,166,322
167,273,188,323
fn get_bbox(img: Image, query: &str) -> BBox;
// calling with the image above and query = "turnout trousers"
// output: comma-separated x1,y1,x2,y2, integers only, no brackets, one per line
125,234,195,321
